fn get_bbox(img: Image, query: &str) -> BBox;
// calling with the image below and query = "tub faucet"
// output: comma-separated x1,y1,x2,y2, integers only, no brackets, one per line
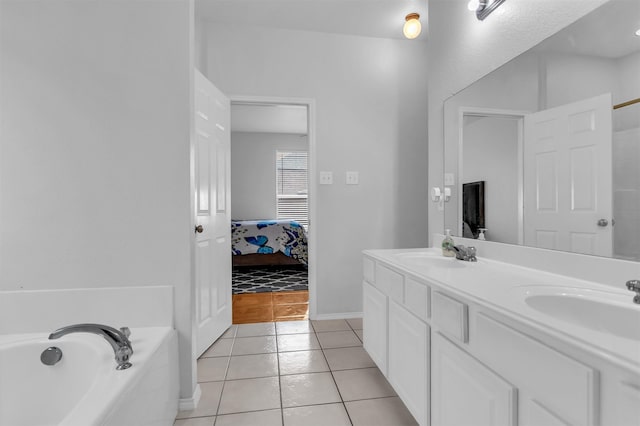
453,245,477,262
49,323,133,370
626,280,640,304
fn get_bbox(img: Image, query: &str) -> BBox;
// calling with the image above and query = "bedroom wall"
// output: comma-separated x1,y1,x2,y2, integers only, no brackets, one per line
0,0,197,399
231,132,308,220
205,23,429,316
428,0,610,241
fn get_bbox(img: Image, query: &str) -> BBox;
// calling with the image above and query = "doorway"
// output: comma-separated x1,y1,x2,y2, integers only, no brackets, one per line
229,96,316,324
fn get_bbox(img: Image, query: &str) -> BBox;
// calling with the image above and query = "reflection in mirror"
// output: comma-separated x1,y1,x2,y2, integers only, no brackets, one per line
444,0,640,261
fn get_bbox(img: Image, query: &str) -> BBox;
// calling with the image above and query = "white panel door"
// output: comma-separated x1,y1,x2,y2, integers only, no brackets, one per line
195,70,232,357
524,93,612,256
432,332,517,426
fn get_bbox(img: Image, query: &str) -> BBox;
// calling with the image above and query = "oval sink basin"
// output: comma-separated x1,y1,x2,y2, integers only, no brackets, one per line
517,287,640,341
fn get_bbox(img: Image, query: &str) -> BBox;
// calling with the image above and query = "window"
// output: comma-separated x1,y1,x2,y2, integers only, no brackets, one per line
276,151,308,227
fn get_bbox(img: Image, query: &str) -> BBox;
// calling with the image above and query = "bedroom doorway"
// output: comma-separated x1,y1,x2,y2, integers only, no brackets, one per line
229,97,315,324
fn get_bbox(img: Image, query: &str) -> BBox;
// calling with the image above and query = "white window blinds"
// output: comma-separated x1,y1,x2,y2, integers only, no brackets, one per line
276,151,308,227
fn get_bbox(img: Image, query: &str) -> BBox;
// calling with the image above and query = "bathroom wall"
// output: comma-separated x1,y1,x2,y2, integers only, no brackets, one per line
428,0,610,240
231,132,308,220
0,0,197,400
204,23,429,316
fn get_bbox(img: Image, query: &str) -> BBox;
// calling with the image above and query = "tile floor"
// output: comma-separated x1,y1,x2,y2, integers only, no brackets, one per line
175,319,417,426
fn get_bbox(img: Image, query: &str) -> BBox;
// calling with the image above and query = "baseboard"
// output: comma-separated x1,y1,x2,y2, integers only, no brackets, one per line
178,384,201,412
311,311,363,321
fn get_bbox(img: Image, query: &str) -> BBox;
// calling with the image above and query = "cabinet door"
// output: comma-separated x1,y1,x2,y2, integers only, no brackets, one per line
432,332,516,426
388,300,428,426
363,281,388,375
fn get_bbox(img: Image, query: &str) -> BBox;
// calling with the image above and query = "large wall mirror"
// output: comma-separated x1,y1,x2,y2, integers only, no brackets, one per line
444,0,640,261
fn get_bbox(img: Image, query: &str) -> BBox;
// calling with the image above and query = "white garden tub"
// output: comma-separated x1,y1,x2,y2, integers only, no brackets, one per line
0,327,178,426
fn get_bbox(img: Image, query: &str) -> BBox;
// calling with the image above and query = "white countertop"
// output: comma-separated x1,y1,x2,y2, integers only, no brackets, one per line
364,247,640,374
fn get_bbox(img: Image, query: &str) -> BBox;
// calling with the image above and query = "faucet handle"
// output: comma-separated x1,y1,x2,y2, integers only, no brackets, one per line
119,327,131,339
626,279,640,291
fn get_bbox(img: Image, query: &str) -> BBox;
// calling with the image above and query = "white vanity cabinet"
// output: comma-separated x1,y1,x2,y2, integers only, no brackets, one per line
362,258,430,425
362,251,640,426
431,332,516,426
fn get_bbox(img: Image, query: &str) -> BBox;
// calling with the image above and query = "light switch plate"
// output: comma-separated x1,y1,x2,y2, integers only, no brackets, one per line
346,171,359,185
320,171,333,185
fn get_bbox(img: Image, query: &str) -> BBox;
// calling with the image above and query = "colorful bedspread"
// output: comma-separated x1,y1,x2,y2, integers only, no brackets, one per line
231,220,308,266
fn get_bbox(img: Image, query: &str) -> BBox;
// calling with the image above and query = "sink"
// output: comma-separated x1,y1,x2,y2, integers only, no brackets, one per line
515,286,640,341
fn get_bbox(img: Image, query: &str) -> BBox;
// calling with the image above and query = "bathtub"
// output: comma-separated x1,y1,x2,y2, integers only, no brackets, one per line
0,327,179,426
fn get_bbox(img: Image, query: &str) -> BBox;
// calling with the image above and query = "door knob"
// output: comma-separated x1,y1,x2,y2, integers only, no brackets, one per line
195,225,204,233
597,219,609,227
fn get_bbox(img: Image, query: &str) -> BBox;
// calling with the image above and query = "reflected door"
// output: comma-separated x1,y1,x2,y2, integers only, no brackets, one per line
195,70,232,357
524,93,612,256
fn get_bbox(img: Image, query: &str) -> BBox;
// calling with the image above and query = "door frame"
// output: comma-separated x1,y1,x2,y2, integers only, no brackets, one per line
457,107,528,245
228,95,317,319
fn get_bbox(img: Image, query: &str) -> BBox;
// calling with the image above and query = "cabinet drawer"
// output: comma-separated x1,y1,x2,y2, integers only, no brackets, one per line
474,313,597,426
432,291,468,343
404,277,429,321
374,264,404,303
363,257,375,283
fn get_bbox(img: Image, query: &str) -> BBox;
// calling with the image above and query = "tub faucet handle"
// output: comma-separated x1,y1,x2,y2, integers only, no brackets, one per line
626,279,640,304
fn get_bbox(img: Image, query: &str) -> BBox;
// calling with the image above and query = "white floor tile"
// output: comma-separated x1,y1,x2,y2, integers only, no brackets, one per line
226,353,278,380
280,372,341,408
231,335,277,355
346,318,363,330
276,320,313,335
323,346,375,371
218,376,281,415
176,382,223,419
316,330,361,349
197,357,229,382
174,416,215,426
278,350,329,375
215,409,283,426
311,319,351,332
220,325,237,339
345,397,418,426
236,322,277,337
332,367,397,401
277,333,321,352
283,403,351,426
201,338,233,358
354,329,363,342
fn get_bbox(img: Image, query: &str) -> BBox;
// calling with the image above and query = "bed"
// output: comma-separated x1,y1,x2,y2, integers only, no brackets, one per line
231,219,308,267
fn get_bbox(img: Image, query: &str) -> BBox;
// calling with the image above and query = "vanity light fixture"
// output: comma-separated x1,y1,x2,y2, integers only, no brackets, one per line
468,0,506,21
635,28,640,36
403,13,421,39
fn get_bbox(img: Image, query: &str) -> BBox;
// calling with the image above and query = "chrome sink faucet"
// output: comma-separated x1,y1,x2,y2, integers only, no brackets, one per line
49,323,133,370
626,280,640,304
452,245,477,262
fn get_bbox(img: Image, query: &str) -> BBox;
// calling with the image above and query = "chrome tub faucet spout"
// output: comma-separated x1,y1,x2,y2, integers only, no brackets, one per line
49,324,133,370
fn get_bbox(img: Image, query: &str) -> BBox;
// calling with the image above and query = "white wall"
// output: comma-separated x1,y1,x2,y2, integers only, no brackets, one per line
231,132,308,220
205,23,428,315
462,116,520,244
428,0,610,242
0,0,197,400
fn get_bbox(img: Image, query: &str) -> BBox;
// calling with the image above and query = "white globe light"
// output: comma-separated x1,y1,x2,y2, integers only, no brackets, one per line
403,13,421,40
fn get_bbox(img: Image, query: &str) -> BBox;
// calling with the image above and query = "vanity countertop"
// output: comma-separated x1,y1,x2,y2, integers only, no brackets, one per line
363,247,640,374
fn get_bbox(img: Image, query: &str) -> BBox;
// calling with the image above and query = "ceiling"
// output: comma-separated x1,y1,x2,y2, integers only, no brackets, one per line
195,0,429,41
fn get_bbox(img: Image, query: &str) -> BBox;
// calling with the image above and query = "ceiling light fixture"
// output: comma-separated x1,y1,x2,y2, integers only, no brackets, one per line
403,13,421,39
468,0,506,21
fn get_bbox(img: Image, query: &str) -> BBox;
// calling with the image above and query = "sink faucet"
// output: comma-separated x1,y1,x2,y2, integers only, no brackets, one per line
626,280,640,304
452,245,477,262
49,323,133,370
